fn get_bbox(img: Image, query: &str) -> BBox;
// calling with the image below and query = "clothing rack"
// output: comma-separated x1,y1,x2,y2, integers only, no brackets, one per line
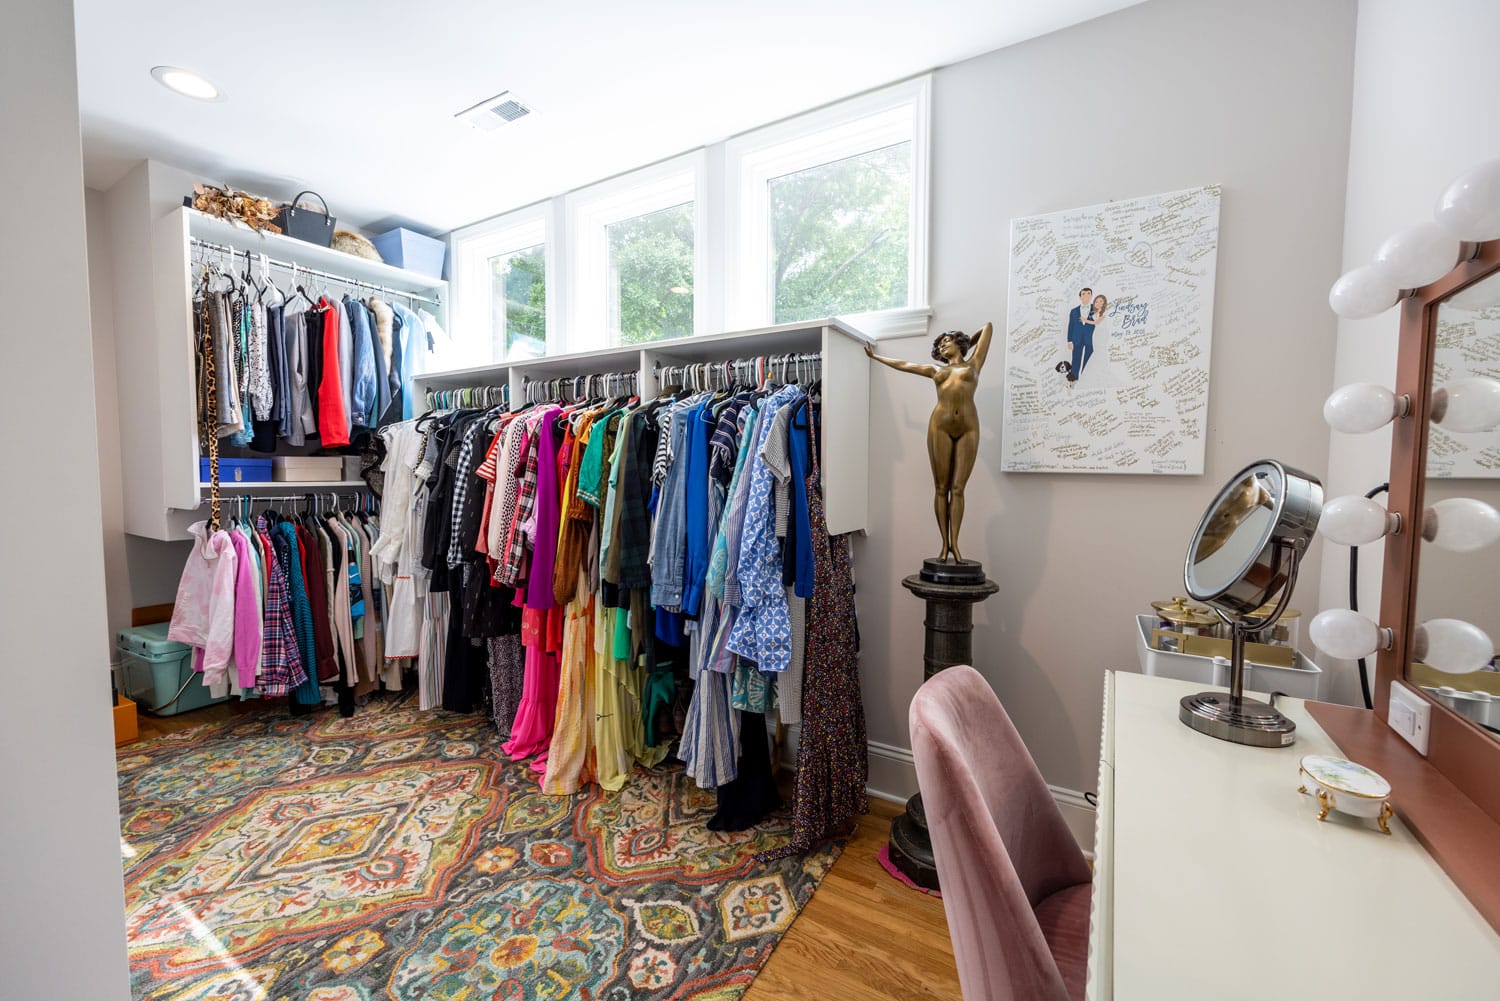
655,351,821,392
522,369,638,404
190,236,443,307
200,491,378,516
428,384,508,412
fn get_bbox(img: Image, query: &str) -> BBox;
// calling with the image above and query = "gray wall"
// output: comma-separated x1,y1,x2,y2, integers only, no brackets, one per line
857,0,1357,795
0,2,131,996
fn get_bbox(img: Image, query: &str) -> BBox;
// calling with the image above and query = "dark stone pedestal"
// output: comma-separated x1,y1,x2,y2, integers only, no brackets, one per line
885,560,999,891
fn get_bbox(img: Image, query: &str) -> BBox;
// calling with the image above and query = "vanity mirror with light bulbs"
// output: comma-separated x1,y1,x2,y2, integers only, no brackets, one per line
1414,272,1500,736
1311,160,1500,931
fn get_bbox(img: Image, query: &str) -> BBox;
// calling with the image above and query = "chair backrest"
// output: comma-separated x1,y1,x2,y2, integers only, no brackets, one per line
911,665,1092,1001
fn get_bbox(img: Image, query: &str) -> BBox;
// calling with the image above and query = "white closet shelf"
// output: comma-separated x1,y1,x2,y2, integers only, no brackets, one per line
198,480,368,491
119,190,452,542
410,318,877,536
415,318,874,391
186,208,446,294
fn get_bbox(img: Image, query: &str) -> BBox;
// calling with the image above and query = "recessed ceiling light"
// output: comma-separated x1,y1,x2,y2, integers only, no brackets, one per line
150,65,223,102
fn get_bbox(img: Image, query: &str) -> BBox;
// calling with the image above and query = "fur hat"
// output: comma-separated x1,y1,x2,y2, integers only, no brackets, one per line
331,229,381,261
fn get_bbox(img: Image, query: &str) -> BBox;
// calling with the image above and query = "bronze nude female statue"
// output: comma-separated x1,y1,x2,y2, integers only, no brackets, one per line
864,322,994,563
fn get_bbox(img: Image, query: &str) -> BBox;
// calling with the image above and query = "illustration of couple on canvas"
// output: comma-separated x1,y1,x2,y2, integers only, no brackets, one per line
1058,286,1110,384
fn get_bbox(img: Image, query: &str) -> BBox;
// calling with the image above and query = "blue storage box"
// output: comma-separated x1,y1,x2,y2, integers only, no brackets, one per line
117,623,229,716
200,457,273,483
372,227,446,279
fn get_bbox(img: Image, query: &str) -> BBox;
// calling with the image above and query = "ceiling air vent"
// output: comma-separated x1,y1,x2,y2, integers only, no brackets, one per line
456,91,533,132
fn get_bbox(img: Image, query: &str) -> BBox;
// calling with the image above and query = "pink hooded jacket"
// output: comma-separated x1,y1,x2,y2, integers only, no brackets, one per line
168,521,239,688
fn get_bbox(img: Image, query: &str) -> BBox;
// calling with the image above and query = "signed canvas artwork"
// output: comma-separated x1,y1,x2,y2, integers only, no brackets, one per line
1001,185,1222,475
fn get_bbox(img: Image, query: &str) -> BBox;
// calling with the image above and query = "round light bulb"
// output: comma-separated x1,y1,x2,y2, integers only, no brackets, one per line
1310,609,1387,660
1374,221,1461,289
1329,263,1401,319
1324,383,1401,434
1433,158,1500,242
1319,495,1397,545
1413,618,1494,674
1423,497,1500,552
1430,376,1500,432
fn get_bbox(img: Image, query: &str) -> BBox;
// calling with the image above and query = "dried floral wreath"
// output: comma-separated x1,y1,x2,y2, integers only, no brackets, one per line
191,182,280,234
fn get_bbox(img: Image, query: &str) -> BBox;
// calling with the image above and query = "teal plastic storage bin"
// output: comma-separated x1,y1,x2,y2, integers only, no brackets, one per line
117,623,228,716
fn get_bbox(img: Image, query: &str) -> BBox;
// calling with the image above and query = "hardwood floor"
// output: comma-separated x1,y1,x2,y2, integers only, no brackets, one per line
123,706,959,1000
131,699,265,742
746,797,960,1001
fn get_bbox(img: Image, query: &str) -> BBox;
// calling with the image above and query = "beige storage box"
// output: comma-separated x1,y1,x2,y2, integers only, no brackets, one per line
273,456,346,482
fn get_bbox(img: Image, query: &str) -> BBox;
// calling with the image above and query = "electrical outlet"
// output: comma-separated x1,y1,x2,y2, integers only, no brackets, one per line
1388,681,1431,755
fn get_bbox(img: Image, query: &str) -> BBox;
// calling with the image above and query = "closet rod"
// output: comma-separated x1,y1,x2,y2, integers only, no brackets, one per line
190,236,443,307
655,350,821,387
198,492,374,505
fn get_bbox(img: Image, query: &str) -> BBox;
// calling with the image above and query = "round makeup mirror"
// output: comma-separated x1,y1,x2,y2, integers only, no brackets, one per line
1181,460,1324,746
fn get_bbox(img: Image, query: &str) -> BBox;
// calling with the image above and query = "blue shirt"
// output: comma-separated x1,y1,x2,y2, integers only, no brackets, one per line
725,385,802,672
680,397,717,618
345,299,378,429
788,399,815,598
392,302,427,421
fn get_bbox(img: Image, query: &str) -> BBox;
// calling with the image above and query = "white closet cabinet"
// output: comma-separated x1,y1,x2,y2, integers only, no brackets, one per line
411,319,874,536
117,204,446,540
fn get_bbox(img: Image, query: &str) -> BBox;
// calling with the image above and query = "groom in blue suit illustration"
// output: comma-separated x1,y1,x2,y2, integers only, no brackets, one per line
1065,286,1092,383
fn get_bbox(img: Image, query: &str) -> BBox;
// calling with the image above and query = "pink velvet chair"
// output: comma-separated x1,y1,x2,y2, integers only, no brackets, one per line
911,665,1093,1001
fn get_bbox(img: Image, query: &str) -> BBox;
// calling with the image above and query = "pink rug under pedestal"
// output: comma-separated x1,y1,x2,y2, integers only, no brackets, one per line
877,843,942,897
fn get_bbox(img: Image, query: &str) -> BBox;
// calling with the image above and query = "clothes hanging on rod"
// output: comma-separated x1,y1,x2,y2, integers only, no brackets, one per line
190,236,443,307
190,241,450,454
388,347,866,848
167,493,394,716
428,384,509,412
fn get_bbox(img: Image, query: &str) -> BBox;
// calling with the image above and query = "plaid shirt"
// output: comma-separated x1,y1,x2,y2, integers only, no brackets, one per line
486,417,529,569
446,415,490,569
256,516,307,696
496,410,549,585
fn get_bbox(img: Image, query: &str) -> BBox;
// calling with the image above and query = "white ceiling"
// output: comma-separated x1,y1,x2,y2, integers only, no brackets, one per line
75,0,1140,234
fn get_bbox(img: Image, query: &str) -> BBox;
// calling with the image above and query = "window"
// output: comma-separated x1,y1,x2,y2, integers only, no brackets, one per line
449,81,930,360
449,207,550,366
727,78,929,330
607,201,695,343
567,154,705,351
769,142,910,323
491,243,546,360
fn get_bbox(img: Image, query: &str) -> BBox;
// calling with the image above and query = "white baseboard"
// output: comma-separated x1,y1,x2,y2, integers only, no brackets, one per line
1049,784,1097,856
861,738,1096,855
776,728,1096,854
866,738,918,802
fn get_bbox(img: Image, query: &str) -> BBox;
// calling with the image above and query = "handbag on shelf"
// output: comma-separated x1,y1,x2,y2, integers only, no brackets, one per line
273,190,336,247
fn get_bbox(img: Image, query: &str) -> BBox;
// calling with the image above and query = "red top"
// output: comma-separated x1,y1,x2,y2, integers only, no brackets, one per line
316,299,350,448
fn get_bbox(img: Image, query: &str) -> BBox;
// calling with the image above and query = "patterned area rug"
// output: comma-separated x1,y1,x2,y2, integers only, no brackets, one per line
117,699,842,1001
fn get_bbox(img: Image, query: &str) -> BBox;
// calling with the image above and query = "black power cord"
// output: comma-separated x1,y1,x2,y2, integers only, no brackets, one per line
1348,482,1390,710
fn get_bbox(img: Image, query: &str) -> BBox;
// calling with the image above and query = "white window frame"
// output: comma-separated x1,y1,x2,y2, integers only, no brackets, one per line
565,150,709,353
449,203,553,366
724,76,930,333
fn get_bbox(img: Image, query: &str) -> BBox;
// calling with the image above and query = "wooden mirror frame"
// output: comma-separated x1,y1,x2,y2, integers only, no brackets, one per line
1377,237,1500,823
1308,238,1500,933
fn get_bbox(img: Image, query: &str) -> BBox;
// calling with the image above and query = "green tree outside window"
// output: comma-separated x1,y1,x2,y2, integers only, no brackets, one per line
771,142,911,323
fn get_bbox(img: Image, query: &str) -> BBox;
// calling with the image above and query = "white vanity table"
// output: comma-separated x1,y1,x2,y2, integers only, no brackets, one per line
1086,671,1500,1000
